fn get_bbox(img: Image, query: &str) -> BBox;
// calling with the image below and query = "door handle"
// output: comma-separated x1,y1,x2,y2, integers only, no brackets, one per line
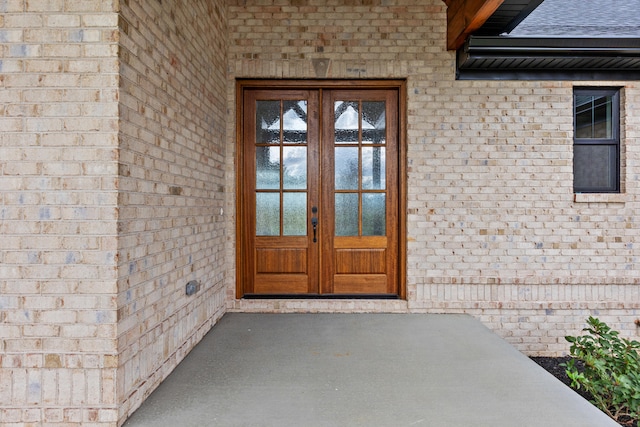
311,206,318,243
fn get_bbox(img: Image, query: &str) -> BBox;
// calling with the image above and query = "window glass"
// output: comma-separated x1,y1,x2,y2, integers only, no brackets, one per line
362,193,385,236
573,88,620,193
573,145,617,191
335,193,359,236
283,193,307,236
575,94,613,139
256,193,280,236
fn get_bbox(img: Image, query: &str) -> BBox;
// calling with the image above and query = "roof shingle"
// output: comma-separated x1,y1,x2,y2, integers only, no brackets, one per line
509,0,640,37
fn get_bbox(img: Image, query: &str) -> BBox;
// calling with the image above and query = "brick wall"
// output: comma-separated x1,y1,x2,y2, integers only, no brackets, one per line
117,0,228,424
2,0,640,424
1,1,120,425
227,0,640,355
1,0,229,425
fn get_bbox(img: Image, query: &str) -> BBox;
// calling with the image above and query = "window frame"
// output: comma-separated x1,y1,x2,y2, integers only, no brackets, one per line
573,87,621,194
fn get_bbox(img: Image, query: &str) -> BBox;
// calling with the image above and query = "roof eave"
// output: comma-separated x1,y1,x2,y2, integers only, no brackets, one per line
464,36,640,55
457,36,640,80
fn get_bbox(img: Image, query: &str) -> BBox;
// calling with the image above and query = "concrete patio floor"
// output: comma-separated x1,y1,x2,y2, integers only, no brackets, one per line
122,313,617,427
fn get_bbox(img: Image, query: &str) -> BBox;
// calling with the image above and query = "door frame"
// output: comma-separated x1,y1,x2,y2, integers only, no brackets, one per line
235,79,407,299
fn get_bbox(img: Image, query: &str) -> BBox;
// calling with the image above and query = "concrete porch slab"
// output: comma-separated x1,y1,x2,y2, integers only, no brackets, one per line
123,313,616,427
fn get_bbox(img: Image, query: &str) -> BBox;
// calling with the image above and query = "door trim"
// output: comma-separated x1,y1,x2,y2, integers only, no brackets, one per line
235,79,407,299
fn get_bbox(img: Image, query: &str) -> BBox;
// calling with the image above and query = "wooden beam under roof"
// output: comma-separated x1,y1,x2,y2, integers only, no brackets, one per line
444,0,505,50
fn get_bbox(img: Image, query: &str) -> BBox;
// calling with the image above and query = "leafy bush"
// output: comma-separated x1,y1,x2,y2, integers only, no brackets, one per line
563,316,640,423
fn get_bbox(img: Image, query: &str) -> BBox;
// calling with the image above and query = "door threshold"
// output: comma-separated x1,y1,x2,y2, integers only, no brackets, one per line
243,294,400,300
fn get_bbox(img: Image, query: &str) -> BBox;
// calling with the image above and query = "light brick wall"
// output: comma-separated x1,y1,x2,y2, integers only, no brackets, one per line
2,1,229,425
116,0,228,424
3,0,640,424
227,0,640,355
1,1,120,426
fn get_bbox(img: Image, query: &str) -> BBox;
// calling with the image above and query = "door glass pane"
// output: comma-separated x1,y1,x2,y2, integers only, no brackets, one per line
335,193,358,236
283,146,307,189
362,101,386,144
256,101,281,144
283,192,307,236
574,144,617,190
362,147,385,190
575,95,613,139
256,193,280,236
335,147,359,190
256,146,280,189
362,193,385,236
283,100,307,144
334,101,359,144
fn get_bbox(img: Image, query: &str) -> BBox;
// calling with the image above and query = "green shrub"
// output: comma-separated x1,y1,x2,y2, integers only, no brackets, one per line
563,316,640,423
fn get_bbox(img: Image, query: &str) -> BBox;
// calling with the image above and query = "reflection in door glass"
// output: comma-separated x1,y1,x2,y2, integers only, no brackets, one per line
283,100,308,144
256,193,280,236
362,101,386,144
334,147,359,190
362,147,385,190
283,192,307,236
334,101,359,144
362,193,385,236
335,193,359,236
256,146,280,189
256,101,281,144
283,146,307,189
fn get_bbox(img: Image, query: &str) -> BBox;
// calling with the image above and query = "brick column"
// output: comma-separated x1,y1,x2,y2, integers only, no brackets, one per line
1,2,120,425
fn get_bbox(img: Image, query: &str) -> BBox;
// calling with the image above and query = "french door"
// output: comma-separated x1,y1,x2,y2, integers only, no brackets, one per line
237,81,404,297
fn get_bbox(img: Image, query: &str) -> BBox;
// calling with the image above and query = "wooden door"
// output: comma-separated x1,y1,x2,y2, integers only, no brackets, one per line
238,82,402,297
321,89,399,295
240,89,320,295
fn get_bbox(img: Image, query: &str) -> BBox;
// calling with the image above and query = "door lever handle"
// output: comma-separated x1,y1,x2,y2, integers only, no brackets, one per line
311,206,318,243
311,217,318,242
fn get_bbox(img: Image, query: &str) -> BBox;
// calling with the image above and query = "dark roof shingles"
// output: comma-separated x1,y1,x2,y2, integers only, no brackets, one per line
508,0,640,37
